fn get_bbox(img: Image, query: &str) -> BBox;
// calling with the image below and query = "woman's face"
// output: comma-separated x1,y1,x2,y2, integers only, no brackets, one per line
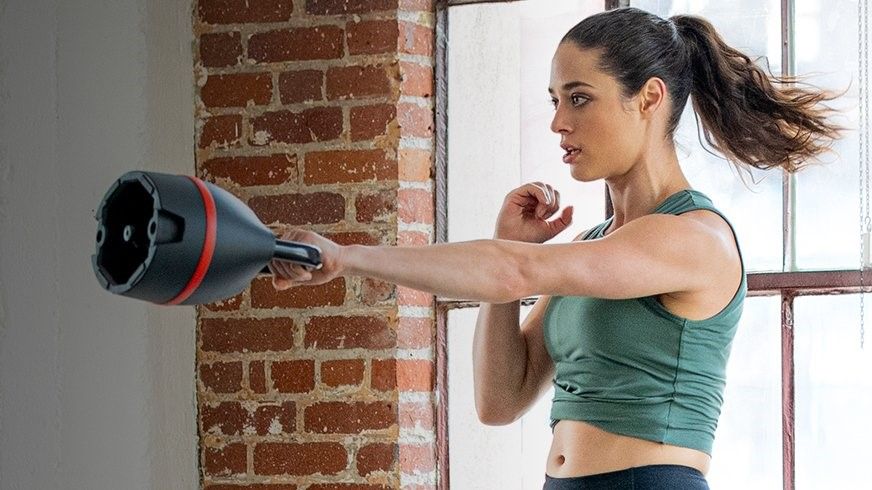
548,42,647,182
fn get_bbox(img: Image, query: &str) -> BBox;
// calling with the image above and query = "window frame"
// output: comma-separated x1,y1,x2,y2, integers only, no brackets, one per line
432,1,868,489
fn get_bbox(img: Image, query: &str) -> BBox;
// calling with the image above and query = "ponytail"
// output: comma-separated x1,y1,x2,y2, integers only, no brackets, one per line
671,14,847,174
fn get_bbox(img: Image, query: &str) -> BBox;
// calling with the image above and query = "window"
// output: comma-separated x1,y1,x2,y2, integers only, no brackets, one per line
440,2,605,489
436,1,872,489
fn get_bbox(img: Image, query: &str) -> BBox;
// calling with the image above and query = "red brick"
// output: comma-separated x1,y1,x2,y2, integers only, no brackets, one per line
321,359,365,387
271,359,316,393
304,401,395,433
249,27,343,63
325,231,385,247
248,192,346,226
199,0,293,24
350,104,396,141
360,277,395,306
397,102,433,138
397,317,432,349
306,0,397,15
399,21,433,56
250,107,342,145
253,401,296,435
400,443,436,474
398,148,432,182
200,361,243,393
249,360,268,393
355,188,397,223
347,20,398,55
399,400,434,430
202,291,244,311
201,73,272,108
399,0,433,11
397,230,429,246
199,115,243,149
200,31,243,67
399,62,433,98
326,65,393,100
202,154,296,187
279,70,323,104
398,359,433,391
356,443,396,476
201,317,295,353
304,150,397,185
204,443,247,477
397,286,434,307
251,276,346,309
304,316,395,350
308,485,391,490
201,401,249,436
398,188,433,224
207,485,297,490
370,359,396,391
254,442,347,476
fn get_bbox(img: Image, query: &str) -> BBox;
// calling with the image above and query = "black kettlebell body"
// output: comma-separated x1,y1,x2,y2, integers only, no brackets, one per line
92,171,321,305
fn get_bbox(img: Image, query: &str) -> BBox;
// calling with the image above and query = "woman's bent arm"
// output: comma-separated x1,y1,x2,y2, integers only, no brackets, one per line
473,295,556,425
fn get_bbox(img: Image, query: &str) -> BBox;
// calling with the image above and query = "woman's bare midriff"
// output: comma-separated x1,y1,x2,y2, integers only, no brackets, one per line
546,420,711,478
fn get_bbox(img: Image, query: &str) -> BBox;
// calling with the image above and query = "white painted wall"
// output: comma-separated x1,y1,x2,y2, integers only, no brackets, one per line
0,0,198,488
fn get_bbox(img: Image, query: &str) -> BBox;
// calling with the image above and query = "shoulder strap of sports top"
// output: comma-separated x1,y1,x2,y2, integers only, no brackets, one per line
584,189,721,241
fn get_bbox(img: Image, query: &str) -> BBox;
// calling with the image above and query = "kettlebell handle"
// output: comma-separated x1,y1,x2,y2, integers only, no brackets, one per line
264,239,323,273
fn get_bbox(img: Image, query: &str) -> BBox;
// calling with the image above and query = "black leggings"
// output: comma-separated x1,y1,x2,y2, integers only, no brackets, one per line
543,464,710,489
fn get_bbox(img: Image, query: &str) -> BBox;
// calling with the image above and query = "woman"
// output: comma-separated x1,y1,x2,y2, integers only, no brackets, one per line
269,7,844,489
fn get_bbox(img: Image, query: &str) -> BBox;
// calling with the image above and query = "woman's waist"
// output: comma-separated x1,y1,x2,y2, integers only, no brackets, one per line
547,420,711,477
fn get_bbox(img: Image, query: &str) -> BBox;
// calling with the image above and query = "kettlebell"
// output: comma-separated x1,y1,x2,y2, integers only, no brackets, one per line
91,171,322,305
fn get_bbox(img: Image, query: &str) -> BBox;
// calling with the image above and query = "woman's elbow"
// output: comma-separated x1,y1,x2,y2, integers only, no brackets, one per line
475,401,518,426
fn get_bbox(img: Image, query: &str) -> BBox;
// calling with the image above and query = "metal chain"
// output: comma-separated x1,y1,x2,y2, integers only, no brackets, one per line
857,0,872,349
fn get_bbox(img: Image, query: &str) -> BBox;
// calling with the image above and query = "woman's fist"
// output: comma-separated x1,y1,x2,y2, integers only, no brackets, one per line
493,182,573,243
268,227,345,290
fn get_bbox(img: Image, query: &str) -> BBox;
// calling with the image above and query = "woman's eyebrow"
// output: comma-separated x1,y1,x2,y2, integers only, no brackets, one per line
548,81,595,94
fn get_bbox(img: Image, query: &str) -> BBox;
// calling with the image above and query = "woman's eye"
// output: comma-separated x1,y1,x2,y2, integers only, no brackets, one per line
549,95,587,109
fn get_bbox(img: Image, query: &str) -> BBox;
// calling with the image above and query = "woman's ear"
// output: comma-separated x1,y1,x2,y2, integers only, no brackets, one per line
637,77,668,118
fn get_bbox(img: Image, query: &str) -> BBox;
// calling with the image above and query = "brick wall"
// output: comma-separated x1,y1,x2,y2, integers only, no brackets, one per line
193,0,438,488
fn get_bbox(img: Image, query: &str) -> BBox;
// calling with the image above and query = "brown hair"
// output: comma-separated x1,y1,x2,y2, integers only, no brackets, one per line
562,7,848,176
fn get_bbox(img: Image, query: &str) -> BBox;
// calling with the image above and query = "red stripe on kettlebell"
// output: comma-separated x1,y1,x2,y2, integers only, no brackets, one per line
165,176,217,305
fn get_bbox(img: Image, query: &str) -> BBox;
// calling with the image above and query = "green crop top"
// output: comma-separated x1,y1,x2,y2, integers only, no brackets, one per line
543,189,747,456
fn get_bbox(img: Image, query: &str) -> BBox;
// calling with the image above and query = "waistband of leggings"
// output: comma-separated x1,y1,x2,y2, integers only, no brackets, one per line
545,464,705,481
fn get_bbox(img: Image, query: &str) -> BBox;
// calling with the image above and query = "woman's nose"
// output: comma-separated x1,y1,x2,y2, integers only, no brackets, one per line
550,106,572,134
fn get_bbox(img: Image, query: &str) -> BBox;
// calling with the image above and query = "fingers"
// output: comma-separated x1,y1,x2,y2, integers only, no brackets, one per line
269,258,313,291
528,182,561,219
529,182,552,205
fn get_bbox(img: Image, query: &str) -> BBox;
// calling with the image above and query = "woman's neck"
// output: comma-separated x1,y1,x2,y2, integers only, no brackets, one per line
602,151,691,235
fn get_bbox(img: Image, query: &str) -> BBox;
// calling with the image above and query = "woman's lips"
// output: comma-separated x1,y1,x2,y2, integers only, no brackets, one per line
563,149,581,164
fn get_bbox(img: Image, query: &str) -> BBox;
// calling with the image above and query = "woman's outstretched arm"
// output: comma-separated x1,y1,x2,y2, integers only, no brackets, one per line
341,239,524,304
274,209,729,303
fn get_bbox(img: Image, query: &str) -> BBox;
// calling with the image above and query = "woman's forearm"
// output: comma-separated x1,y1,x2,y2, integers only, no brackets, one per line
340,240,523,304
472,300,528,424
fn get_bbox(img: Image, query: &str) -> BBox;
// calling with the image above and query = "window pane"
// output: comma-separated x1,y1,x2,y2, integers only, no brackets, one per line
633,0,784,272
448,304,553,490
708,296,783,490
794,294,872,488
794,0,861,270
448,1,606,245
